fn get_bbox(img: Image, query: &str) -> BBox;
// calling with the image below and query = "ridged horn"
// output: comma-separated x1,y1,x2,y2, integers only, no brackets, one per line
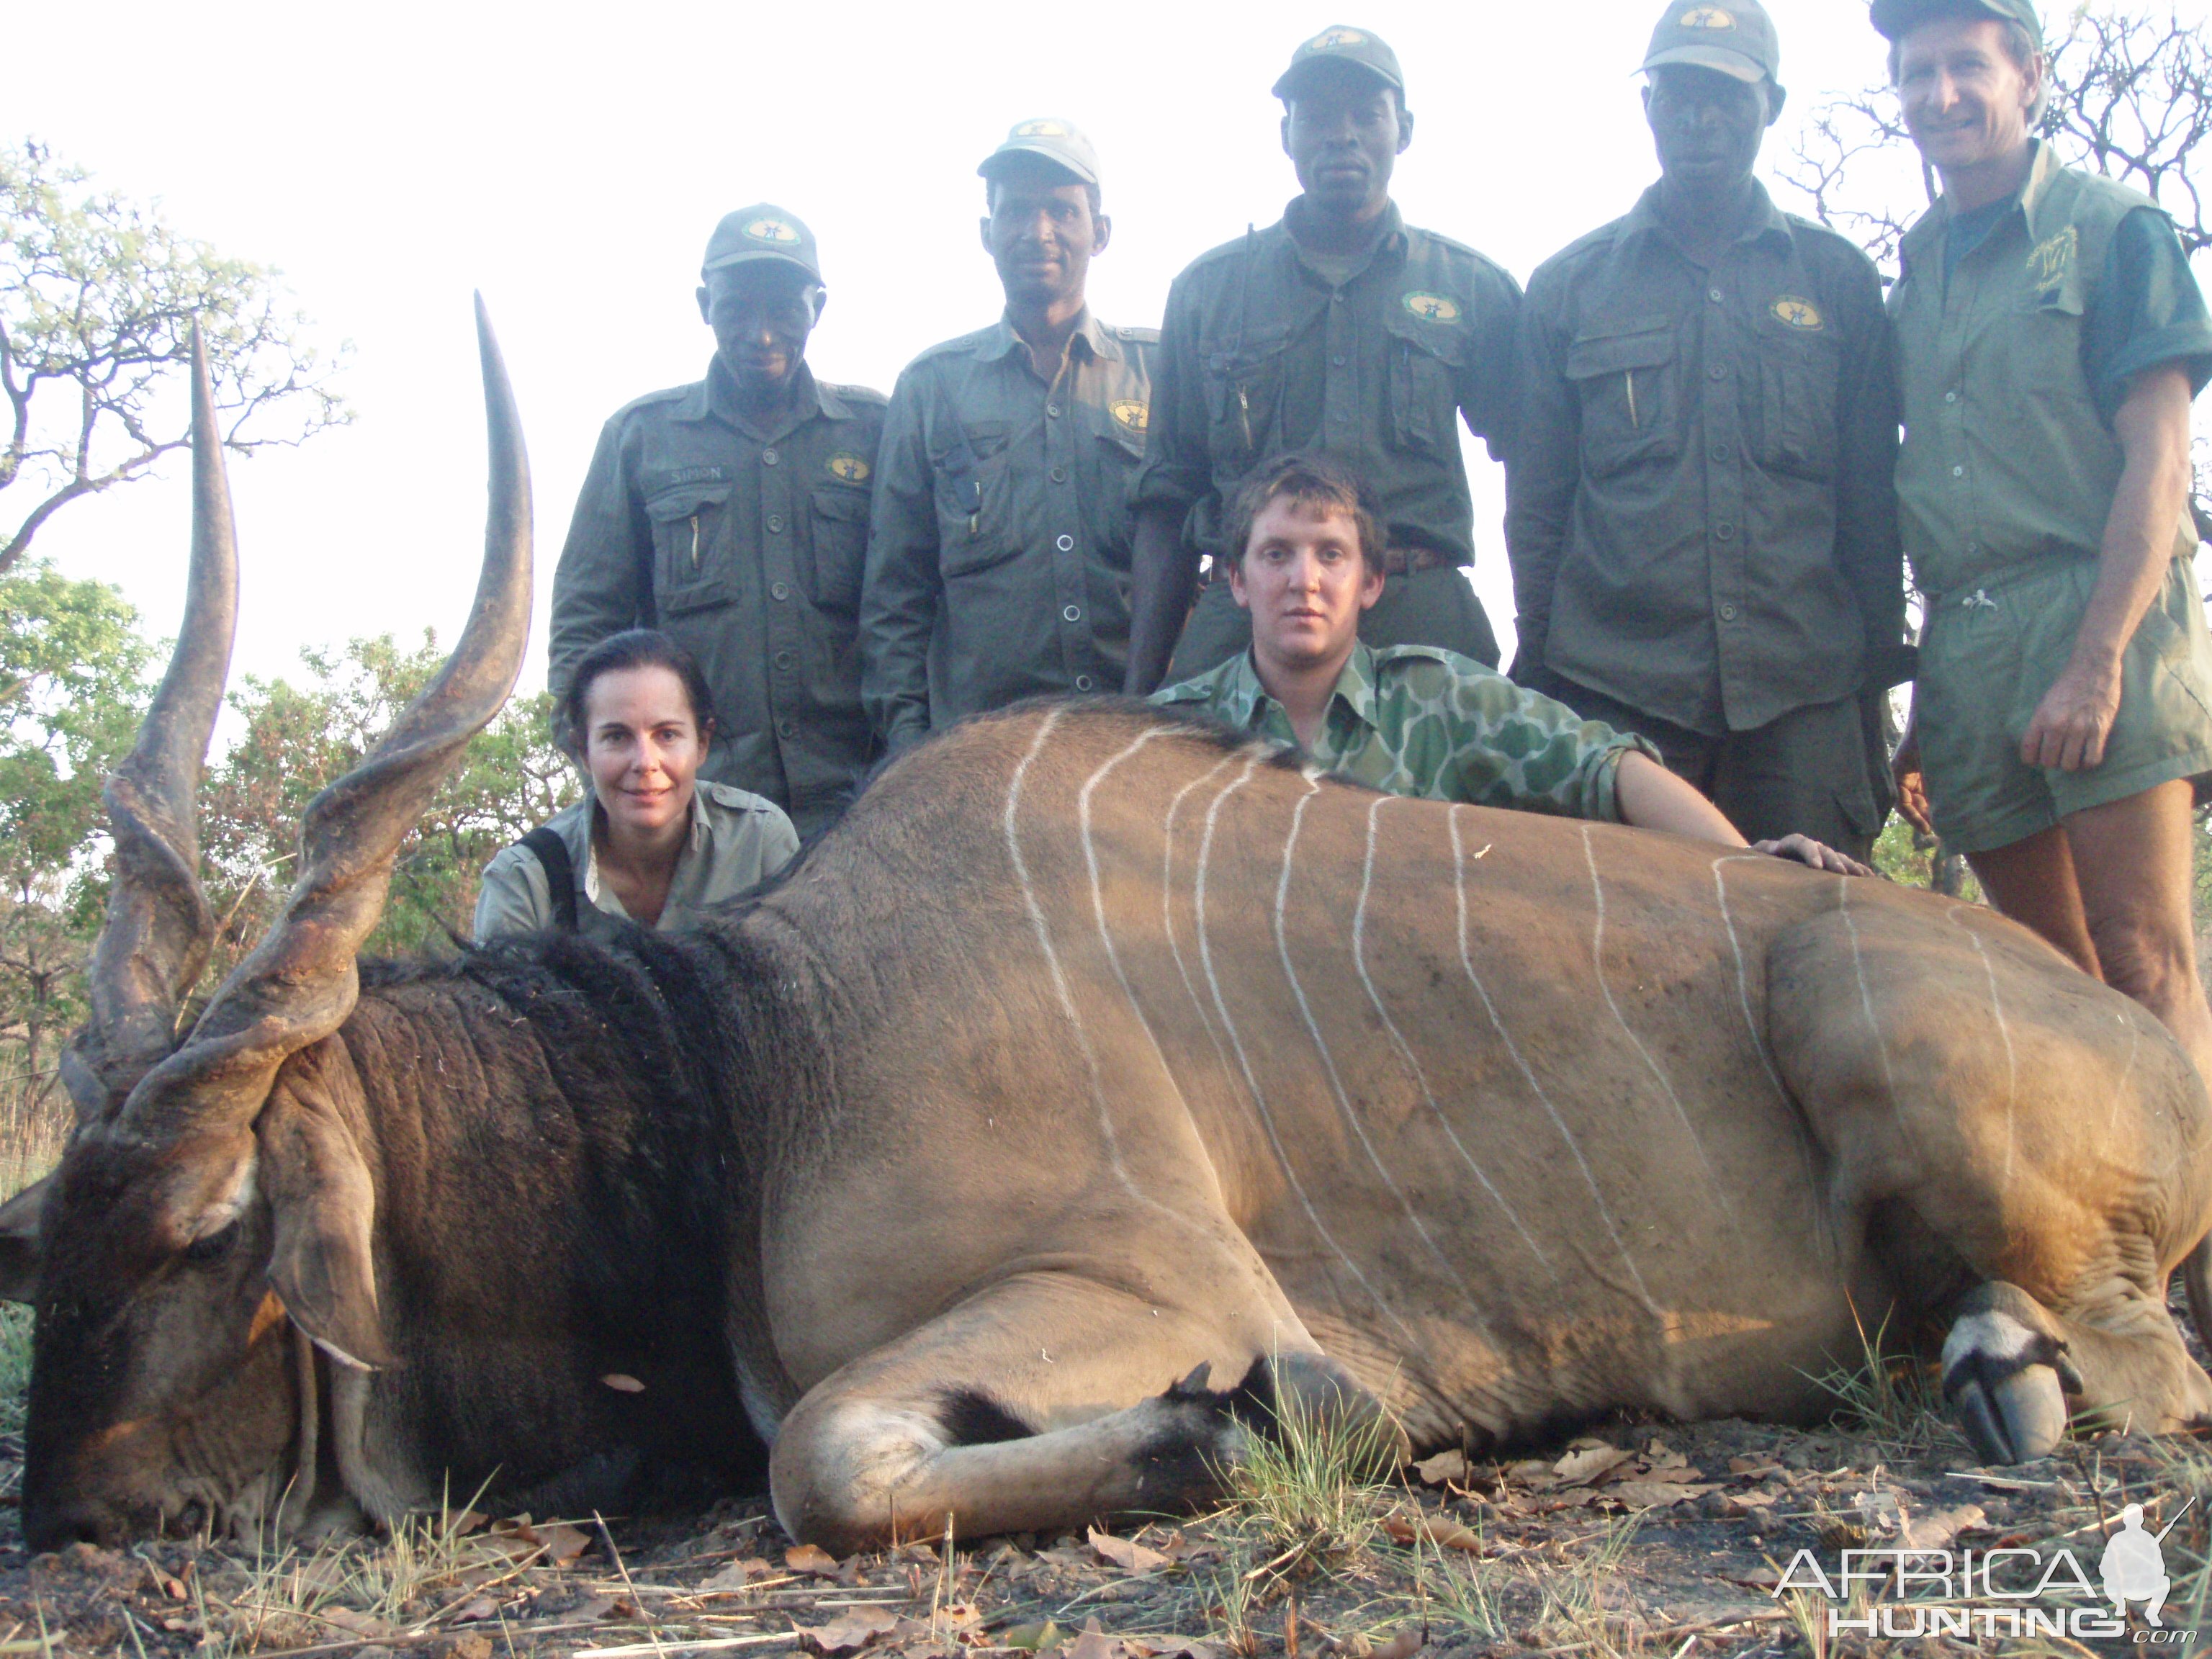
110,297,531,1160
60,327,237,1126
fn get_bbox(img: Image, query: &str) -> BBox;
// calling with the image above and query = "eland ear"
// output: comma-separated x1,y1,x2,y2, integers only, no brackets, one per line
0,1176,50,1303
259,1073,396,1370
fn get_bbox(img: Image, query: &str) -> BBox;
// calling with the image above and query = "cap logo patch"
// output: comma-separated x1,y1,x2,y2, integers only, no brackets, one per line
827,453,871,482
742,217,801,245
1402,291,1461,324
1678,6,1737,27
1013,120,1071,138
1110,400,1149,433
1771,296,1824,331
1308,26,1367,49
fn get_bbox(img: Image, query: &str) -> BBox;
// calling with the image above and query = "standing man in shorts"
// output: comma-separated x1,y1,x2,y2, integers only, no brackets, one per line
1881,0,2212,1079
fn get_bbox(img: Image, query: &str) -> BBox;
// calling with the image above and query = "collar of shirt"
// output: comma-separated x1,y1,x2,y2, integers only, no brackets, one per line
583,794,710,915
973,307,1119,370
1213,642,1385,753
1906,138,2064,265
1280,197,1407,284
681,359,848,437
1618,179,1794,261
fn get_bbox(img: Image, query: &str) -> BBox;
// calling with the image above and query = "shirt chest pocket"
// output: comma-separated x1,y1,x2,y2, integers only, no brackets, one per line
645,483,736,616
932,420,1020,579
1384,310,1467,460
1083,418,1147,564
1566,319,1678,477
806,484,871,613
1755,325,1843,480
1202,331,1289,467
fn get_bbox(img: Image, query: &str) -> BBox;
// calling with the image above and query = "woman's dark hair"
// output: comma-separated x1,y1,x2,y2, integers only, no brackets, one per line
562,630,717,756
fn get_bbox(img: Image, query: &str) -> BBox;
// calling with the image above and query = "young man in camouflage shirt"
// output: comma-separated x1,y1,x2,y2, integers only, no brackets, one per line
1152,452,1869,871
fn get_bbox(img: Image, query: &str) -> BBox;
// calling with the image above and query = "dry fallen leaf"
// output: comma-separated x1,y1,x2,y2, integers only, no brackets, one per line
786,1542,841,1575
601,1372,646,1393
1901,1503,1985,1552
1727,1455,1784,1479
449,1596,500,1624
1412,1448,1468,1487
1068,1617,1123,1659
1087,1527,1171,1575
1001,1620,1066,1652
1606,1480,1716,1509
703,1557,775,1591
318,1608,391,1636
1382,1511,1483,1552
796,1605,904,1655
450,1637,495,1659
1367,1630,1422,1659
1552,1445,1632,1488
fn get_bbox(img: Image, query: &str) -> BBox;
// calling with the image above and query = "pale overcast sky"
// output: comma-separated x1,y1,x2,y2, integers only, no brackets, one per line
13,0,2208,697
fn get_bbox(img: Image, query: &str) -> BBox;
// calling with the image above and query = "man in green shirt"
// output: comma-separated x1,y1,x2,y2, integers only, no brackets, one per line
548,208,886,838
1508,0,1905,858
1879,0,2212,1084
861,121,1156,753
1153,451,1869,874
1123,26,1521,693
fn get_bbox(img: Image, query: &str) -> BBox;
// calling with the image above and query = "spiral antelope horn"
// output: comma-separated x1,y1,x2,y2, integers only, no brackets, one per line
59,328,237,1127
110,297,531,1164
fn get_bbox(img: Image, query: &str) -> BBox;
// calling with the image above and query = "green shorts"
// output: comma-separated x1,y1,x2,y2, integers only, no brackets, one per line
1917,554,2212,855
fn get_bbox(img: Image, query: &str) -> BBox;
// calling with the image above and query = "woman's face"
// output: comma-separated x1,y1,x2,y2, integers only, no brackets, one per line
581,665,709,840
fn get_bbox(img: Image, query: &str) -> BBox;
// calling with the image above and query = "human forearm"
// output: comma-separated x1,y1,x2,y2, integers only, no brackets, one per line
2021,365,2194,770
1123,505,1199,694
1612,752,1747,846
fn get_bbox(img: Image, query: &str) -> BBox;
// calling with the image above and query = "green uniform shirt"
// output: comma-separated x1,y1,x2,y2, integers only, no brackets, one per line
1130,199,1522,572
1150,642,1657,822
861,310,1156,750
547,359,887,838
1891,140,2210,604
1507,183,1905,737
472,781,799,944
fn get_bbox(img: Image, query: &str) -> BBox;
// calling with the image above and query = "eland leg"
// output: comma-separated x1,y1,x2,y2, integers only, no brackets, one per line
767,1274,1393,1554
1768,899,2212,1462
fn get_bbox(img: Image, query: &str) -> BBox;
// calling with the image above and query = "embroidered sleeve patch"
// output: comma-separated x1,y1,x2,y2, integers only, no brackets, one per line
827,453,871,482
1402,292,1462,323
1771,296,1825,331
1110,400,1149,433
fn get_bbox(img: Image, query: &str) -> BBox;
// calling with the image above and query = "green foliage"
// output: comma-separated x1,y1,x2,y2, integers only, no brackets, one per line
0,559,152,1102
1,138,349,572
1871,814,1984,902
203,633,577,965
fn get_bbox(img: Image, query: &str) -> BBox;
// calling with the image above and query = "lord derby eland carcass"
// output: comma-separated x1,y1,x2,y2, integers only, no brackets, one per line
8,315,2212,1553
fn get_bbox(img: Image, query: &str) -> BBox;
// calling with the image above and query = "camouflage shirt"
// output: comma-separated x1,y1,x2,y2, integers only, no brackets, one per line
1151,642,1658,821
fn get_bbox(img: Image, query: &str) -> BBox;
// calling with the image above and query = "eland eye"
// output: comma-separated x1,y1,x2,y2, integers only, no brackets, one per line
182,1223,240,1267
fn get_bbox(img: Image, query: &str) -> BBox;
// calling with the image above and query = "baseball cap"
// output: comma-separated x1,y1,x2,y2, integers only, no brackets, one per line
978,118,1102,189
1870,0,2040,40
1642,0,1783,86
701,204,822,283
1272,24,1406,101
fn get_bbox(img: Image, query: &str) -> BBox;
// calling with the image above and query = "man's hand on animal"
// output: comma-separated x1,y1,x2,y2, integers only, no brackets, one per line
1890,721,1936,837
1751,835,1874,876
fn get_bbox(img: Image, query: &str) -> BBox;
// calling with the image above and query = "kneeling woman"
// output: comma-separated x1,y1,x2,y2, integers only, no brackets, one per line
475,631,801,941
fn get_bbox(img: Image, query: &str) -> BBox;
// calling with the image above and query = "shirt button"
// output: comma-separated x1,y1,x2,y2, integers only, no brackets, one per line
1063,604,1082,623
1075,674,1094,691
1720,603,1739,621
1967,541,1980,554
1708,287,1724,303
1334,409,1352,421
1952,465,1966,477
776,719,796,740
1050,466,1067,483
762,447,779,465
770,582,789,601
1708,365,1727,380
1056,534,1074,551
768,513,786,532
1946,390,1959,404
1715,522,1736,540
774,649,793,670
1709,444,1727,462
1331,354,1347,367
1046,403,1061,418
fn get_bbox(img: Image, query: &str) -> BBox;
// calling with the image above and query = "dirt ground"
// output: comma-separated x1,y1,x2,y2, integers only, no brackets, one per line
0,1299,2205,1658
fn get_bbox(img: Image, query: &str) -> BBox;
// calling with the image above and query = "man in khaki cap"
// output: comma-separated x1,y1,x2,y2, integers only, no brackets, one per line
861,121,1156,748
1122,26,1522,692
1879,0,2212,1082
549,206,888,837
1506,0,1905,858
